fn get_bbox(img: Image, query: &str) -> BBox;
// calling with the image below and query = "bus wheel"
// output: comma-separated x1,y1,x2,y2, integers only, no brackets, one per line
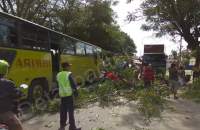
18,100,33,120
28,80,48,104
75,76,85,87
86,71,96,84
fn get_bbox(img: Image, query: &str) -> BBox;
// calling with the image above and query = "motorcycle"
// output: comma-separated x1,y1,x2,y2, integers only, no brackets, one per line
99,70,120,82
0,84,28,130
0,124,8,130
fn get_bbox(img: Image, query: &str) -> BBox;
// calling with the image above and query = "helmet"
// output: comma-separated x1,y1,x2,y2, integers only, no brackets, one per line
0,60,9,75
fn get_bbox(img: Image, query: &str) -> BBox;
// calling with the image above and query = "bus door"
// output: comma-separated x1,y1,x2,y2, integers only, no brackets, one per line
51,44,60,80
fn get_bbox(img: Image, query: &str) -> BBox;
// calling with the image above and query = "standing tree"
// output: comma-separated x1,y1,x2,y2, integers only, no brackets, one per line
0,0,136,54
53,0,136,53
0,0,59,25
128,0,200,66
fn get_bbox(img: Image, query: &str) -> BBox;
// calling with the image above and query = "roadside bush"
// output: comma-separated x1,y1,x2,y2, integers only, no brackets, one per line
182,78,200,102
193,77,200,89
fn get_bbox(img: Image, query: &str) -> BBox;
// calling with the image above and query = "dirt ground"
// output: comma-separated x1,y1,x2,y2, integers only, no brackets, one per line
23,97,200,130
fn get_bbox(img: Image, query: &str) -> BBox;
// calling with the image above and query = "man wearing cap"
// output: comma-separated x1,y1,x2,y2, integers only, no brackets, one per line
57,62,81,130
0,60,23,130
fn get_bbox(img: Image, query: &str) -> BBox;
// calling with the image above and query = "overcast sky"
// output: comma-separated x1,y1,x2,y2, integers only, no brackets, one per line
112,0,187,56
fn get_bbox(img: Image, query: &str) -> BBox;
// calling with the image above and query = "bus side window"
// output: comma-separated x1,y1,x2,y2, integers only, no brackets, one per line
76,42,85,55
37,29,49,50
85,45,93,55
50,32,62,46
50,32,62,74
61,38,75,55
93,47,97,55
21,22,49,51
0,17,17,47
92,47,98,64
0,25,10,45
21,22,37,49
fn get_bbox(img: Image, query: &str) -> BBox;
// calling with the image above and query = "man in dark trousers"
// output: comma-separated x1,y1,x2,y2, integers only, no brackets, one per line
169,63,179,99
143,63,155,88
57,62,81,130
0,60,23,130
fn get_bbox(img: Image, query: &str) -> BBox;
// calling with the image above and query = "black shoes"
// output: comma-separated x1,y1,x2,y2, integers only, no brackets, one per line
58,127,65,130
69,127,81,130
174,96,179,100
59,126,81,130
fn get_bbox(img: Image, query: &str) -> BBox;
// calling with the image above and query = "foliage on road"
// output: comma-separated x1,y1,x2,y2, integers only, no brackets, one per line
75,88,97,108
137,86,167,124
47,99,60,113
31,56,170,123
93,57,170,123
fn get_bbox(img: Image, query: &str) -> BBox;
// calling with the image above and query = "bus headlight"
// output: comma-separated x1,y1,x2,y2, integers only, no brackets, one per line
20,84,29,89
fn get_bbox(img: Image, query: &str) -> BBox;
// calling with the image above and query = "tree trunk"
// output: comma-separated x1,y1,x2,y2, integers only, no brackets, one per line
195,46,200,68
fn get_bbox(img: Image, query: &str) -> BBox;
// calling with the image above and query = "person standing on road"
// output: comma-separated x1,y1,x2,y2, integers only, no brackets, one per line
57,62,81,130
169,63,179,99
178,66,185,86
0,60,23,130
143,63,155,88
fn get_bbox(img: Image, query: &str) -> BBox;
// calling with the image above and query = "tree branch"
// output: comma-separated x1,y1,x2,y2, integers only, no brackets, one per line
6,0,15,15
1,0,8,13
17,0,29,17
0,2,6,12
26,0,46,20
40,0,60,25
21,0,36,18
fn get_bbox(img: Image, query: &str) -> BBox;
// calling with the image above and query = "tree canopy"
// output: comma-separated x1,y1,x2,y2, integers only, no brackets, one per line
128,0,200,65
0,0,136,54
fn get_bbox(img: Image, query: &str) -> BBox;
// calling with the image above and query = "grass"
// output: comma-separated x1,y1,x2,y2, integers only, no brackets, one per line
182,89,200,103
182,78,200,103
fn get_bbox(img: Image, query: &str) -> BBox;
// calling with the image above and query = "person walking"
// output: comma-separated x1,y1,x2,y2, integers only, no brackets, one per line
143,63,155,88
178,66,185,86
0,60,23,130
57,62,81,130
169,63,179,99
